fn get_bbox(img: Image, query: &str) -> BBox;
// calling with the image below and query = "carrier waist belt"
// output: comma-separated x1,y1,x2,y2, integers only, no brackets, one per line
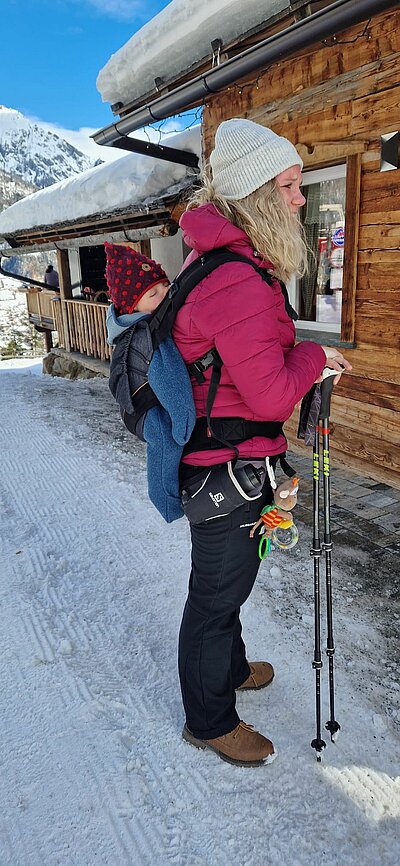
183,417,284,455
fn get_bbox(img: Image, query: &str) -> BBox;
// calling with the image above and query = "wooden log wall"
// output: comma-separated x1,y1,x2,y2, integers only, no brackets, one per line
203,8,400,487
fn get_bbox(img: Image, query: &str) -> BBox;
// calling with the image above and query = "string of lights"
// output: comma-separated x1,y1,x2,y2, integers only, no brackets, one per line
137,18,374,144
141,107,203,145
322,17,371,45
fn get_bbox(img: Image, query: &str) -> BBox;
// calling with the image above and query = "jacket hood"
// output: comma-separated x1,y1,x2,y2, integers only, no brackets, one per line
106,304,148,346
180,203,256,255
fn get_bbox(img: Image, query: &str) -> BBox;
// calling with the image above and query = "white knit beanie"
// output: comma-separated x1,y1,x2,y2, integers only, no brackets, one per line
210,118,303,201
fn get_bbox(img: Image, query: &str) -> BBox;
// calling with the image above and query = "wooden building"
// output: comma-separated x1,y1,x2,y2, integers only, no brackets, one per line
93,0,400,487
0,131,199,373
200,5,400,486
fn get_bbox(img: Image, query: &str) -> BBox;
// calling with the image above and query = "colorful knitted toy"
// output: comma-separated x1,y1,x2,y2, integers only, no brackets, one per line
250,476,299,556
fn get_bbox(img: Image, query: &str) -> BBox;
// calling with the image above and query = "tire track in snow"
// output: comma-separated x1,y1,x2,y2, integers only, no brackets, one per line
7,576,168,865
324,764,400,823
16,549,211,833
19,609,56,665
3,381,222,848
81,749,168,865
39,548,213,821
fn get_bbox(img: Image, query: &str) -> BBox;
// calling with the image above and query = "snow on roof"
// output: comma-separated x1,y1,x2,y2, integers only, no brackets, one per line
0,128,200,237
97,0,289,108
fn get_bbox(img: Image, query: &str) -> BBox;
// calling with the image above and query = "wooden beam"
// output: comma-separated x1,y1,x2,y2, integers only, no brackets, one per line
337,343,400,385
360,173,400,213
56,249,72,352
296,140,365,168
334,375,400,413
341,153,361,344
358,223,400,250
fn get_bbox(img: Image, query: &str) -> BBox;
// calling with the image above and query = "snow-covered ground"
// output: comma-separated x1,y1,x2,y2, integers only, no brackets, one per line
0,278,43,359
1,359,399,866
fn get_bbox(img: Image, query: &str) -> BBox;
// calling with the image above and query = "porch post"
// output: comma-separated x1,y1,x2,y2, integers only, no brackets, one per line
56,249,72,352
44,330,53,352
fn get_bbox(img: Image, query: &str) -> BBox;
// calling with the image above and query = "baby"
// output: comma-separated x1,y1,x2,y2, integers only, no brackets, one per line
104,242,169,316
104,241,196,525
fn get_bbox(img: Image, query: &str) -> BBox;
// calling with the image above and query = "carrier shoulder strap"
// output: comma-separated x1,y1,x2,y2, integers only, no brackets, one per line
149,247,297,351
150,247,298,453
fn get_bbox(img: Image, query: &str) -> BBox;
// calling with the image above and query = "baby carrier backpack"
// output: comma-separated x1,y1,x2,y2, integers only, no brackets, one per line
108,247,298,455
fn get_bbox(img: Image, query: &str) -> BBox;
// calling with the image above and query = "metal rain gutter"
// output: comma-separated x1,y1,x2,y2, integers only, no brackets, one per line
92,0,397,149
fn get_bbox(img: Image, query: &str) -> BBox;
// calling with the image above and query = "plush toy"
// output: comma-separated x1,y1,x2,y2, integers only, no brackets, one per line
250,476,299,557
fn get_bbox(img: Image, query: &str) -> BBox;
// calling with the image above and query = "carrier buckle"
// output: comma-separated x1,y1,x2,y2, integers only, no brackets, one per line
190,350,217,383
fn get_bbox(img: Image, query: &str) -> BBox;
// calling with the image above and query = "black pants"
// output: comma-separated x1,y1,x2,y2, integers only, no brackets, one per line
178,471,273,740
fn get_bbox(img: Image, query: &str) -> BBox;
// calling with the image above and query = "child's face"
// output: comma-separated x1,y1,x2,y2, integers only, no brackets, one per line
134,280,169,313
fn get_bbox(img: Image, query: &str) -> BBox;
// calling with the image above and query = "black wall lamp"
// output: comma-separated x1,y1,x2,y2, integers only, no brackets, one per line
380,131,399,171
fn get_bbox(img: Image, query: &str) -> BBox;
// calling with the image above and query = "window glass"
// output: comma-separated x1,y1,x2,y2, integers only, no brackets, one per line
289,165,346,334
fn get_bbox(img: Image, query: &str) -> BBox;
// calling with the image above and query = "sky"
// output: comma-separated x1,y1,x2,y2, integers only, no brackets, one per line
1,0,173,162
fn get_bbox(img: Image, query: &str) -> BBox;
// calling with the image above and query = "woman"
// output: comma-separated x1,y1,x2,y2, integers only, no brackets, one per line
173,118,351,766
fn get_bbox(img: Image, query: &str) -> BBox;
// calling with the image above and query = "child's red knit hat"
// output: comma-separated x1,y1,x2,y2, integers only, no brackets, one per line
104,242,168,313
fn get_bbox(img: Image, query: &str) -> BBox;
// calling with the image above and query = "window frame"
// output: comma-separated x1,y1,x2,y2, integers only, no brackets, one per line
289,153,361,346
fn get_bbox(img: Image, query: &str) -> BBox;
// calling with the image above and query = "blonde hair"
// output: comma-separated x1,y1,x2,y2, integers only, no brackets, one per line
186,169,308,281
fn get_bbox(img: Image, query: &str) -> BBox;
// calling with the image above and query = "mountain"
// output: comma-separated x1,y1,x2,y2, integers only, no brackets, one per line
0,106,102,298
0,168,37,212
0,105,101,190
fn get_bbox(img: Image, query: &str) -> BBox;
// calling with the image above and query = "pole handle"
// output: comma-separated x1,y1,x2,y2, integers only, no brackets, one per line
319,369,336,419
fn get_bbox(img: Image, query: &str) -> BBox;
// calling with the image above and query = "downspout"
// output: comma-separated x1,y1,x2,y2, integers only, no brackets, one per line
92,0,397,149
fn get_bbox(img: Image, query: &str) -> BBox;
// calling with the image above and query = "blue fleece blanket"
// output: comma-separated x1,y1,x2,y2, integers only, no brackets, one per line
144,337,196,522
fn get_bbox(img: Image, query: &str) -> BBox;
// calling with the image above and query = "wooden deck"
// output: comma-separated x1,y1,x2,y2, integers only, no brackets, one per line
25,292,111,362
25,289,57,329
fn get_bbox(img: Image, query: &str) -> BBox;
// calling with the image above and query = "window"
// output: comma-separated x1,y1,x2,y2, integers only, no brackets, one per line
288,164,347,336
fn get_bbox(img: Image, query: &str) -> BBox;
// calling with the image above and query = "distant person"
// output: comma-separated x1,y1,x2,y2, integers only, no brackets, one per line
44,264,60,291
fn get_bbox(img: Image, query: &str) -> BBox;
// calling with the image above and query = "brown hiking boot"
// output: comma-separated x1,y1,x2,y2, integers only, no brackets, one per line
182,721,276,766
237,661,274,690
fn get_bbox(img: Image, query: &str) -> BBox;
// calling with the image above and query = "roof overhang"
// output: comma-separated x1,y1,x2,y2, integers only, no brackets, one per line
0,127,200,244
0,200,182,254
92,0,398,151
97,0,293,115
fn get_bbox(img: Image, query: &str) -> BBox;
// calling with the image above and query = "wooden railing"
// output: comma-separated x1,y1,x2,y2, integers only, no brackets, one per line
24,291,111,362
63,299,111,361
25,289,57,328
53,298,65,346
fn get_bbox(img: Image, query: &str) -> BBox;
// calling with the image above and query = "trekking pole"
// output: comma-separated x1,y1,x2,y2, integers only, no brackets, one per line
320,371,341,743
310,394,326,761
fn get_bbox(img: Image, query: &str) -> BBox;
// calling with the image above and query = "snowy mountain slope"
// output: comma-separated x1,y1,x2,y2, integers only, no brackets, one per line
0,169,37,212
0,106,100,188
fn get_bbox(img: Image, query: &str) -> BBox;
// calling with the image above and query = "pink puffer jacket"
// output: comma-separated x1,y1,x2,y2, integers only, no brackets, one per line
173,203,325,466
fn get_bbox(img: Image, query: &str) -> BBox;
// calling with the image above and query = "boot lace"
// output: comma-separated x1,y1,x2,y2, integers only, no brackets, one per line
234,721,255,738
